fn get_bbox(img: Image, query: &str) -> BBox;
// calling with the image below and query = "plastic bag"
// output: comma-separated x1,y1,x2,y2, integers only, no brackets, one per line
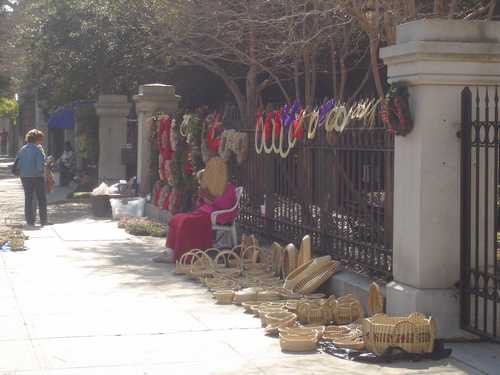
92,182,109,195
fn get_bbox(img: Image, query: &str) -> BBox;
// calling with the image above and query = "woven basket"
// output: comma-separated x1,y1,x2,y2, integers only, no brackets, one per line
241,245,261,268
279,331,319,353
368,282,384,316
259,307,287,327
362,313,436,355
265,312,297,326
189,251,215,279
234,287,263,304
334,295,365,325
175,250,203,275
282,325,325,339
281,244,298,278
241,301,260,313
213,250,242,277
323,324,364,349
293,260,339,294
284,256,332,291
297,235,312,267
265,313,297,335
270,242,283,276
297,301,333,325
201,157,228,197
213,290,235,305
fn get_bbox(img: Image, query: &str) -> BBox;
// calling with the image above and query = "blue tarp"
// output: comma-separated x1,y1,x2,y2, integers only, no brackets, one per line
48,107,76,129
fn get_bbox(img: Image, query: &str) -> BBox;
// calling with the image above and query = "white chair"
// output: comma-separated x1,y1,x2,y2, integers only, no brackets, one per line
211,186,243,248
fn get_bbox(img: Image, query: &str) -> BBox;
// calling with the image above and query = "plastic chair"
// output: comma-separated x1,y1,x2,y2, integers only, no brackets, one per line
211,186,243,247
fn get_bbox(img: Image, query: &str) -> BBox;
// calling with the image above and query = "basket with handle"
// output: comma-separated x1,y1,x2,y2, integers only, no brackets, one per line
175,249,203,275
189,251,215,279
362,313,436,355
213,250,242,277
334,294,365,325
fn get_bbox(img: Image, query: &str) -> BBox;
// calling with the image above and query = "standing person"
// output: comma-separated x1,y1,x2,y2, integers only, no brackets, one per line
0,129,7,155
58,141,75,186
14,129,48,227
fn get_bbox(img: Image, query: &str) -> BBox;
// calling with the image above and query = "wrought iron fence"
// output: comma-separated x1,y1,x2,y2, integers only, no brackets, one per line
460,86,500,342
234,124,394,279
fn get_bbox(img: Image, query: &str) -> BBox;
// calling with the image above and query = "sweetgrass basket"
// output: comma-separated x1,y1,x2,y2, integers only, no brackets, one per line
297,301,333,325
334,295,365,325
368,282,384,316
270,242,283,276
175,249,204,275
362,313,436,355
281,243,298,278
294,260,338,295
213,290,235,305
297,234,312,268
279,331,319,353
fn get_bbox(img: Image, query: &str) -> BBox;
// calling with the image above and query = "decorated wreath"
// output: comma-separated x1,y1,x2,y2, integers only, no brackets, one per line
380,83,413,136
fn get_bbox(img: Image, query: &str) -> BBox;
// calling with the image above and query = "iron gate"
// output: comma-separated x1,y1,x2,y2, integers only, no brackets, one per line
461,87,500,341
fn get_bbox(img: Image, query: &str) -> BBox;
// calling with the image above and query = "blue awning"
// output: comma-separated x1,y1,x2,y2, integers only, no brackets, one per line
48,107,75,129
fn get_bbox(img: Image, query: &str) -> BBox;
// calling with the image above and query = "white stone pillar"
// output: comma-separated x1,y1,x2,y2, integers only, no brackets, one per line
381,19,500,338
133,84,180,195
95,95,129,181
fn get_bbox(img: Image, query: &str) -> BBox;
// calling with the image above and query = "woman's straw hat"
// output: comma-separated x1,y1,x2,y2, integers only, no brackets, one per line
201,157,228,197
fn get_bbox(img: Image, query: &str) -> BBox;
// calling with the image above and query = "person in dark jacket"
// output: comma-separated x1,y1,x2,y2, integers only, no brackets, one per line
14,129,48,226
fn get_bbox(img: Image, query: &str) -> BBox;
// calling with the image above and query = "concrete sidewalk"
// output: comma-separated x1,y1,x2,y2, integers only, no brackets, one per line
0,159,499,374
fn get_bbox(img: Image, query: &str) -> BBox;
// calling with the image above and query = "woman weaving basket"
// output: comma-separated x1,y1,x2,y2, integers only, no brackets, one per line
153,157,237,263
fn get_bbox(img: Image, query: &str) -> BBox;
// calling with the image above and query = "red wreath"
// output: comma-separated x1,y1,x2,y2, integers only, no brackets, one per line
207,113,222,153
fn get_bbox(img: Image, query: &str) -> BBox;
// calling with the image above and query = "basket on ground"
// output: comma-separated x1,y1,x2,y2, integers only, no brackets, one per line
362,313,436,355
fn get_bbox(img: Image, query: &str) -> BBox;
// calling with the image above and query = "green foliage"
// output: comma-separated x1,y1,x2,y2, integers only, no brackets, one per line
75,105,99,165
0,96,18,123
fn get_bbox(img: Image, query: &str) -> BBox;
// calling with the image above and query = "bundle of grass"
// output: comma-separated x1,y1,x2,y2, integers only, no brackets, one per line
118,217,167,237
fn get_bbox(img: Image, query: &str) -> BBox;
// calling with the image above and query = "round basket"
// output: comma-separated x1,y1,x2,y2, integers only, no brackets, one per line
234,287,263,304
279,331,319,353
334,295,365,325
256,290,282,302
281,244,298,278
264,313,297,335
259,307,288,327
241,301,260,313
362,313,436,355
281,325,325,339
213,290,235,305
297,235,312,267
368,282,384,316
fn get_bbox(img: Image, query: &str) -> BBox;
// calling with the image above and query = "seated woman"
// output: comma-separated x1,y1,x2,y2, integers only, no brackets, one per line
153,157,237,263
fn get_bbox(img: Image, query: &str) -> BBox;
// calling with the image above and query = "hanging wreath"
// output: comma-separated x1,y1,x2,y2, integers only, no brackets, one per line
381,84,413,136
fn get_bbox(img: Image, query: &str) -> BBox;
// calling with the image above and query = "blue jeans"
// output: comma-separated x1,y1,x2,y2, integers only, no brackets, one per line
21,177,47,225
